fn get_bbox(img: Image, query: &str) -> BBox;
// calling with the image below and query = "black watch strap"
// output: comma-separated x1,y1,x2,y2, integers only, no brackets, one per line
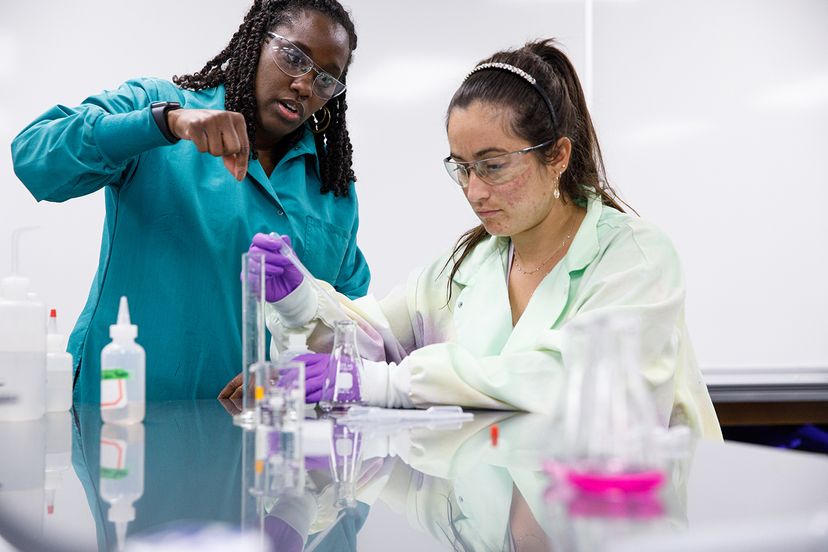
150,101,182,144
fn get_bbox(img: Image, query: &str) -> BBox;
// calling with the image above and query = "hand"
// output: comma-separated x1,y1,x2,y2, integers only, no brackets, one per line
218,372,243,400
218,396,243,416
246,233,304,302
166,108,249,181
294,353,334,403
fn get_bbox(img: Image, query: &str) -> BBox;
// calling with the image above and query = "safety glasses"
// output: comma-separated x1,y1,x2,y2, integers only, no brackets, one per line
267,32,346,100
443,138,556,188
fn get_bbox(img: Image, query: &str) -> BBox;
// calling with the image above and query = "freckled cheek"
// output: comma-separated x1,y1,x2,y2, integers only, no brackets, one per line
496,179,531,209
503,172,529,207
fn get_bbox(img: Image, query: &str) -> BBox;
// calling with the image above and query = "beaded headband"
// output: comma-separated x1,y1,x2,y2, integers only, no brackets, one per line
464,62,559,139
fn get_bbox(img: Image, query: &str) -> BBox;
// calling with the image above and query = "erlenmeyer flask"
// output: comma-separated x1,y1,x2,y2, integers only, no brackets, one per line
319,320,365,413
559,313,664,494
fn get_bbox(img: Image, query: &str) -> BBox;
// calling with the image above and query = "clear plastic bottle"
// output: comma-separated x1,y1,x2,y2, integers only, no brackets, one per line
101,297,145,424
46,309,73,412
319,320,364,413
0,228,46,422
278,330,312,364
100,422,144,551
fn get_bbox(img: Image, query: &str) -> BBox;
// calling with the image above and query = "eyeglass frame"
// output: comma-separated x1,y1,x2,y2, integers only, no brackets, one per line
266,32,347,100
442,138,557,188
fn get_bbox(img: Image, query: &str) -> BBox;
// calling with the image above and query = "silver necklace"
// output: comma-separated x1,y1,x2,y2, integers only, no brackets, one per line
513,224,574,276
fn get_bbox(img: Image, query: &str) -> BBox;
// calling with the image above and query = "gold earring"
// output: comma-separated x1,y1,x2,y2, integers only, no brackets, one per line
310,106,331,134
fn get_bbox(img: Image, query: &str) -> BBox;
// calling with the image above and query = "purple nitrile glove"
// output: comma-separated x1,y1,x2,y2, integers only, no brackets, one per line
263,515,304,552
304,455,331,471
294,353,335,403
246,233,303,302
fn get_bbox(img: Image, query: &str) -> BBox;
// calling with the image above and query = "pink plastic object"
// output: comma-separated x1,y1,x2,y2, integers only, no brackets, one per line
566,468,664,494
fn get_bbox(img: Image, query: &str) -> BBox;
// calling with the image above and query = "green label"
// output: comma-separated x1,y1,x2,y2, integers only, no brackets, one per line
100,467,129,479
101,369,130,380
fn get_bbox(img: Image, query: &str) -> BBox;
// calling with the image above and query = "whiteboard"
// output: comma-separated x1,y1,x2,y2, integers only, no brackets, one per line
1,0,826,376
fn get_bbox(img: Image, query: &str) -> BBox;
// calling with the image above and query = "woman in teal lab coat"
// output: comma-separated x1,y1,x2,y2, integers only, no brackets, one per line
257,39,722,439
11,0,370,403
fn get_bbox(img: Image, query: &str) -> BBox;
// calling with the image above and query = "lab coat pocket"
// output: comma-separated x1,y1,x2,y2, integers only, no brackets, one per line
303,215,350,284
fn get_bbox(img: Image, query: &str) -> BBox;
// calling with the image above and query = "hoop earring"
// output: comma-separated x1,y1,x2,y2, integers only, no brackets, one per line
310,106,331,134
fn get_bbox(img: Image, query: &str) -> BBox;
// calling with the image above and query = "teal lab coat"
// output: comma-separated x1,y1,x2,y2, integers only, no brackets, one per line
11,77,370,403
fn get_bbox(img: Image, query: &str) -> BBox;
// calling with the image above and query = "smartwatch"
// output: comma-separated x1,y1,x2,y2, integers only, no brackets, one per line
150,101,182,144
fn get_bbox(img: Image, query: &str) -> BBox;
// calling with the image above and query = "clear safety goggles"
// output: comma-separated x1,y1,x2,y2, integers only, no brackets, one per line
267,32,346,100
443,138,556,188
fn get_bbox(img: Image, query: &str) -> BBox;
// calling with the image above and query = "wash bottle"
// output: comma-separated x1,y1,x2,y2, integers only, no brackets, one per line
101,297,145,424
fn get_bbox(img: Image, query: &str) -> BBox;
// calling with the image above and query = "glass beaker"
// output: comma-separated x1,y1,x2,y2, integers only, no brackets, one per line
237,251,267,428
319,320,364,413
258,360,305,431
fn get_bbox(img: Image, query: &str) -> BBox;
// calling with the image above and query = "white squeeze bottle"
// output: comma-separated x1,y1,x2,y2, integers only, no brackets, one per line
278,330,312,364
100,297,145,424
46,309,73,412
0,228,46,421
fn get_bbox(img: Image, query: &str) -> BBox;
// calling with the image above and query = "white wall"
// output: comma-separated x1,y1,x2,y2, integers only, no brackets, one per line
1,0,826,373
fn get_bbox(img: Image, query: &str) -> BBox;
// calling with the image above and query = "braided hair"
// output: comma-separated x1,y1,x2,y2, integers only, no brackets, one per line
173,0,358,197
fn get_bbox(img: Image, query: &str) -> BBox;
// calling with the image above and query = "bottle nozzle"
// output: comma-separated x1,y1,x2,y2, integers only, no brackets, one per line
48,309,58,333
117,296,131,325
10,226,38,275
110,296,137,340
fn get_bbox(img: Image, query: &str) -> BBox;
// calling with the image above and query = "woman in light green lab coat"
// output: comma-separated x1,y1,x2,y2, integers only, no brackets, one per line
259,38,722,439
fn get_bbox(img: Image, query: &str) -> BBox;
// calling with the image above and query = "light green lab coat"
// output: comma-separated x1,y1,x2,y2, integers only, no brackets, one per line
270,197,722,439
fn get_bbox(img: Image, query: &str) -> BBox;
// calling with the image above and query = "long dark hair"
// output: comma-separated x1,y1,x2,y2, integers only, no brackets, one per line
443,39,628,290
173,0,358,197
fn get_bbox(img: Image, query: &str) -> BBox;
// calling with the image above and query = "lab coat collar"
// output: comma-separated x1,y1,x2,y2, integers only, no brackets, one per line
502,195,604,353
563,195,604,273
290,126,322,179
449,196,606,356
450,234,509,287
245,125,322,205
450,195,604,287
451,237,513,356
